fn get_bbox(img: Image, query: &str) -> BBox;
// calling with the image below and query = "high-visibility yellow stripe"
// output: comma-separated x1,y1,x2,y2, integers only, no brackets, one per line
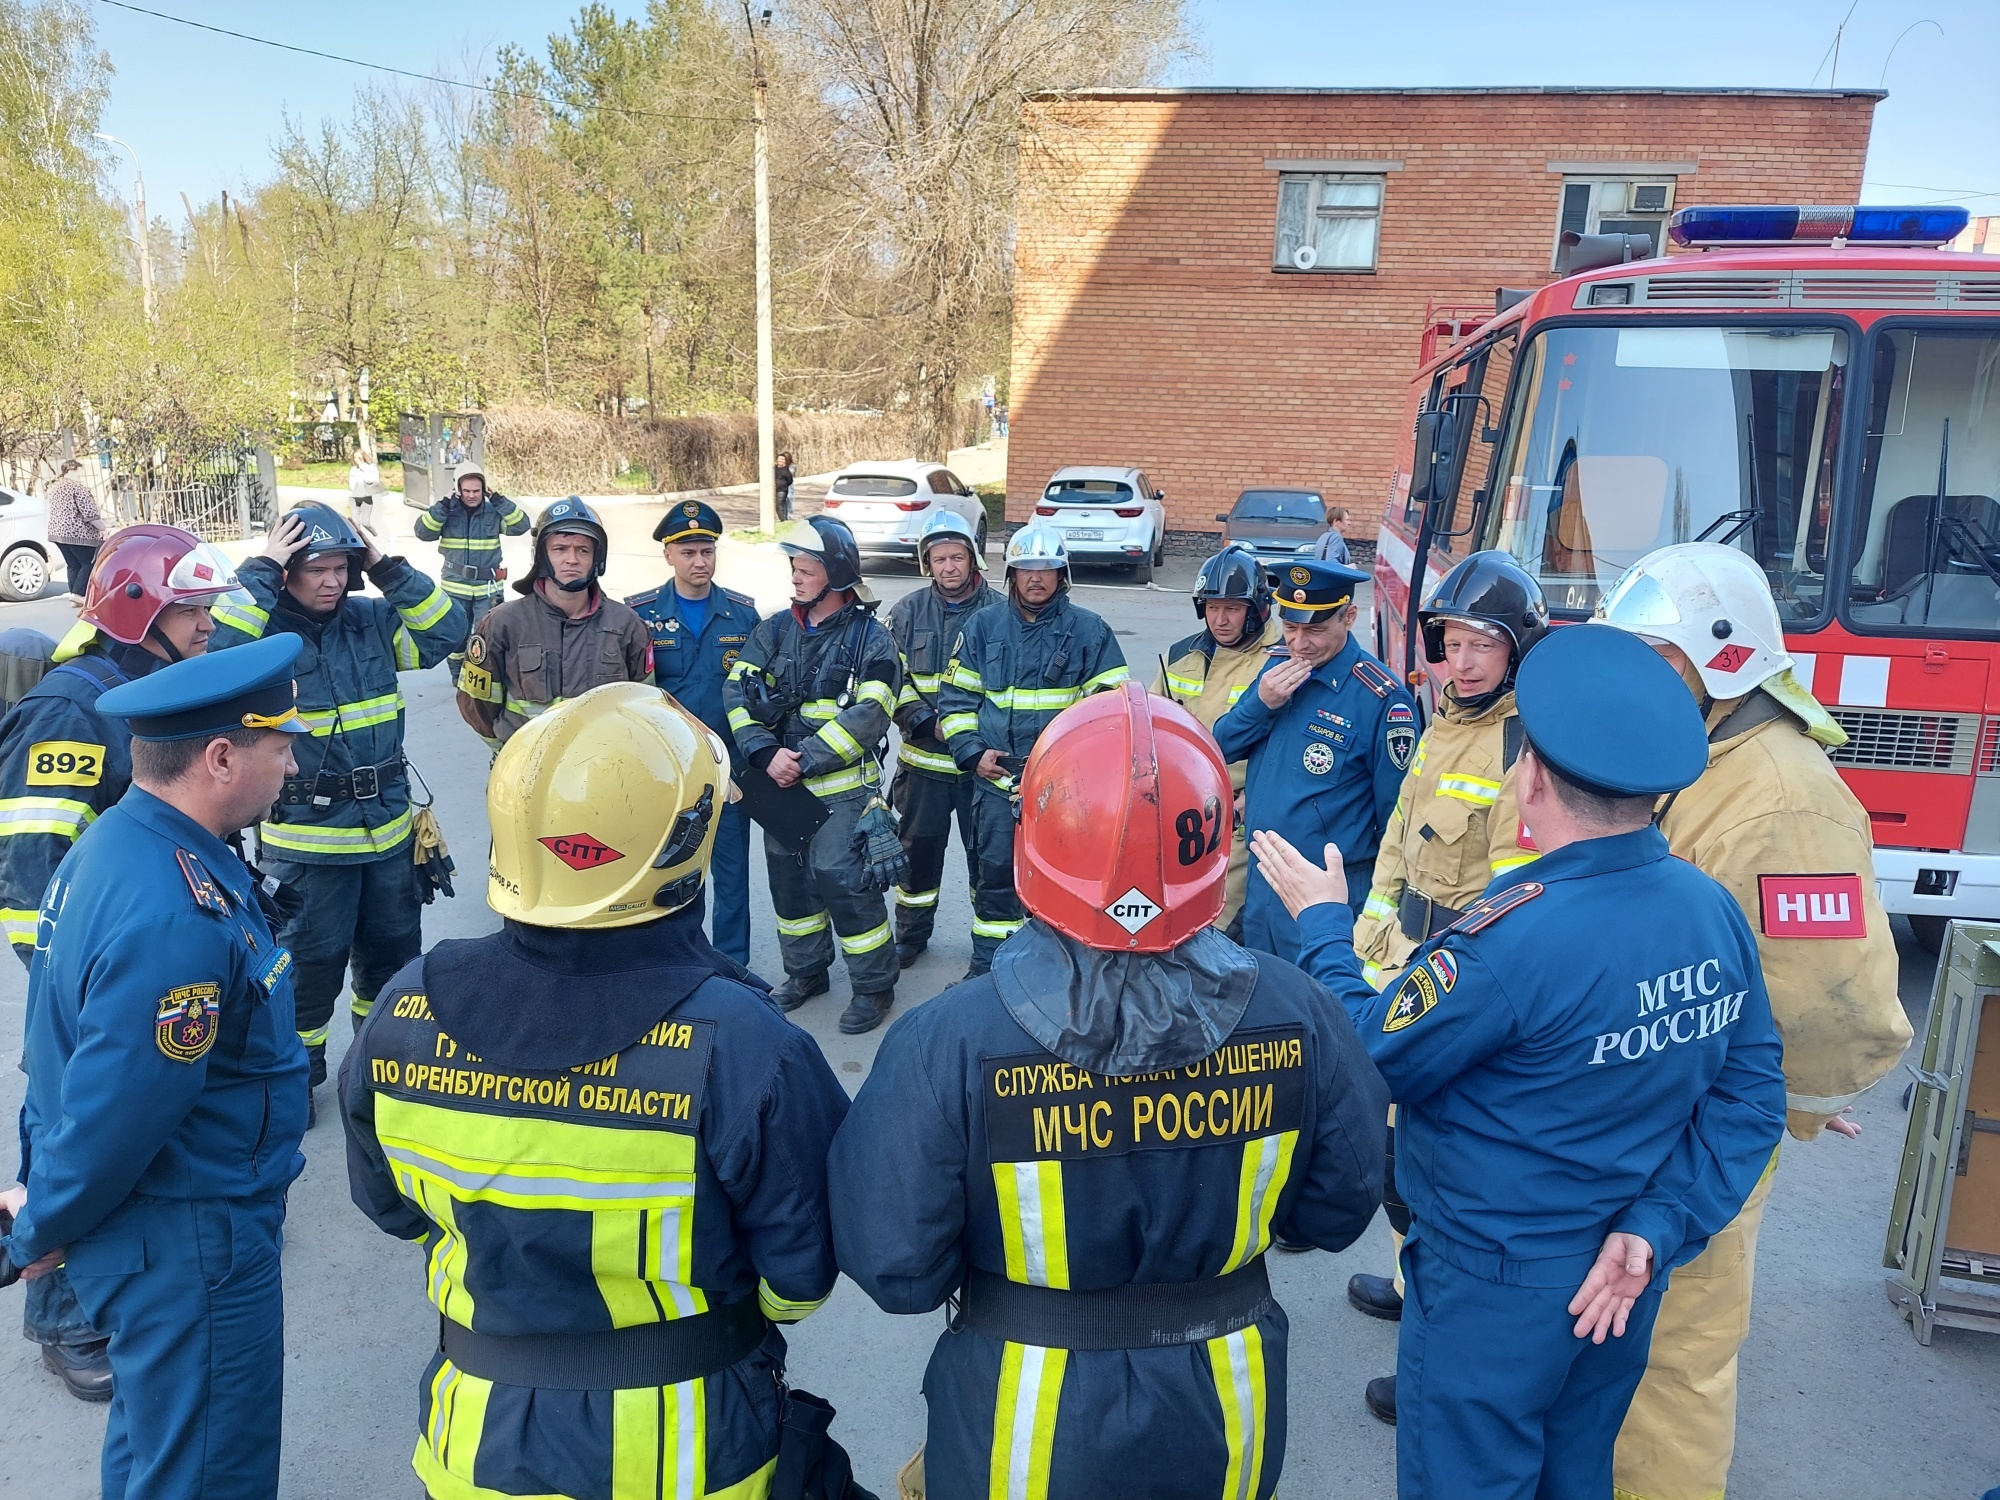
893,886,940,908
1361,892,1396,922
940,712,981,739
906,671,945,695
411,1173,476,1325
839,921,891,955
993,1160,1069,1289
399,585,454,631
1208,1324,1268,1500
212,599,269,635
296,692,404,737
593,1203,707,1327
434,537,498,551
947,664,983,690
758,1277,826,1323
611,1379,705,1500
798,699,840,722
1223,1129,1299,1272
51,619,96,662
411,1356,495,1497
392,626,421,670
803,766,869,797
728,706,756,733
350,991,376,1018
260,807,413,856
1491,852,1537,874
816,720,864,764
1438,774,1501,806
989,1340,1068,1500
1226,684,1249,705
1362,961,1384,989
1413,740,1429,776
776,911,829,937
2,907,38,945
298,1022,331,1048
439,579,504,600
0,796,94,838
855,679,896,713
1083,665,1131,693
973,915,1026,940
985,686,1081,711
1165,671,1204,696
503,694,557,720
898,743,960,775
728,659,761,681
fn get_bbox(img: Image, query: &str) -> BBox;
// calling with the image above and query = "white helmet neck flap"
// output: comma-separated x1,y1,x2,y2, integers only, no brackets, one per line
1597,542,1792,699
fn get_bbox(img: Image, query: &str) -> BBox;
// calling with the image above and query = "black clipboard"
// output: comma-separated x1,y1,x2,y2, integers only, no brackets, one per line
734,764,832,854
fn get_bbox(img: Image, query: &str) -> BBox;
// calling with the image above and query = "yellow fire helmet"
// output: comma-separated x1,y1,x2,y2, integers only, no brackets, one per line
488,681,727,928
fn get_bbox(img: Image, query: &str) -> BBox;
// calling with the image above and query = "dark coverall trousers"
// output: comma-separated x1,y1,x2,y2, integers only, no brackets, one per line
706,797,752,966
1397,1236,1665,1500
889,765,977,950
764,793,897,996
968,784,1026,970
65,1194,288,1500
268,850,423,1086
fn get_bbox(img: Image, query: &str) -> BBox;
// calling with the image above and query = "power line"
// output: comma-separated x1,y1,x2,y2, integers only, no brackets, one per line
93,0,752,125
1862,180,2000,203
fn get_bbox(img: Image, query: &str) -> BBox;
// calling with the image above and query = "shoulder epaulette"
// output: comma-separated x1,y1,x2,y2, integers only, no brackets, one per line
1445,881,1543,936
176,848,233,917
621,585,663,609
722,587,758,611
1166,630,1209,664
1351,657,1398,698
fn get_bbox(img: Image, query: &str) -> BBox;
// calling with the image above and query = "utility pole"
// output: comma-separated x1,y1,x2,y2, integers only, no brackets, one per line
744,3,776,534
94,133,155,326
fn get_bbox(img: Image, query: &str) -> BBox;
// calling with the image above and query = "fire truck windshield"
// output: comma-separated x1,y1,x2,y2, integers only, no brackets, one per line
1847,327,2000,634
1488,324,1846,617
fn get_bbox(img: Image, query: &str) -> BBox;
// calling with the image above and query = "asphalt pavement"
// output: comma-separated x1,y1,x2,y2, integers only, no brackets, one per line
0,512,1996,1499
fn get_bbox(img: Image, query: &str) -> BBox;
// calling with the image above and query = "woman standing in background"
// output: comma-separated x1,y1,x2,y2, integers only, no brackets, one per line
346,434,383,530
44,459,106,602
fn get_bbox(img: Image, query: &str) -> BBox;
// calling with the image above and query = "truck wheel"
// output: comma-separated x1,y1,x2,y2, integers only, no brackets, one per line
1908,915,1947,954
0,545,48,602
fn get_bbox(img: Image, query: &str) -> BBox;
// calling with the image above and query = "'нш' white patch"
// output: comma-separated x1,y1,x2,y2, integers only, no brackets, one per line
1104,887,1161,935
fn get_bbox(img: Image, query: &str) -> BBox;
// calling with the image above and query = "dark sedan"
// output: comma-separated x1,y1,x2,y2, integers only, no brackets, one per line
1215,488,1335,566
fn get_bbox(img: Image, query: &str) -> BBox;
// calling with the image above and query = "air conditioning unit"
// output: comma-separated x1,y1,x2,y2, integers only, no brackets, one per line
1631,182,1674,214
1292,244,1319,271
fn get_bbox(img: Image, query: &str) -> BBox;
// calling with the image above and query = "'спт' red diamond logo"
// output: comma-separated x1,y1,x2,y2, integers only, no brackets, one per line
539,833,625,870
1706,644,1754,673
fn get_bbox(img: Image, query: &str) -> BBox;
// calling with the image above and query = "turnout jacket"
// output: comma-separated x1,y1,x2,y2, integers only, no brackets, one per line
341,910,849,1500
1660,682,1911,1140
457,585,655,747
724,597,901,802
887,579,1002,779
212,555,464,862
0,628,167,956
1353,686,1534,988
627,584,762,767
1300,826,1787,1283
829,921,1388,1500
938,592,1129,794
8,787,307,1265
413,494,531,602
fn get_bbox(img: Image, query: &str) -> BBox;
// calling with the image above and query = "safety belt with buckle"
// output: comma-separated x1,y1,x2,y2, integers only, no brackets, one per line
953,1259,1272,1350
280,755,406,808
1398,887,1466,942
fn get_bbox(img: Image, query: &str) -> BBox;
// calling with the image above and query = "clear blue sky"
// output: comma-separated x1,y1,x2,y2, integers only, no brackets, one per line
92,0,1998,212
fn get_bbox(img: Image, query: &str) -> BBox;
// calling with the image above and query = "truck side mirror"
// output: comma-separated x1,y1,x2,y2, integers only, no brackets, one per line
1408,408,1454,507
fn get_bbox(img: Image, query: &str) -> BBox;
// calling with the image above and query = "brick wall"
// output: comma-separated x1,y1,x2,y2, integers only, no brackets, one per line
1009,88,1879,537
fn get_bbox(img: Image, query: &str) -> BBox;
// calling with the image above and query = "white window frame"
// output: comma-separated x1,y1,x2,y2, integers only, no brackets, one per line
1552,176,1679,271
1273,172,1385,275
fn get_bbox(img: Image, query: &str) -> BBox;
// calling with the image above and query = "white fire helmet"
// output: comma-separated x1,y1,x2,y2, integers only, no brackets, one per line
1596,543,1793,699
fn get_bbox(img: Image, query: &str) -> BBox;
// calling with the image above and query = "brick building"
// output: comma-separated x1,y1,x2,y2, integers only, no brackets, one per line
1008,86,1882,546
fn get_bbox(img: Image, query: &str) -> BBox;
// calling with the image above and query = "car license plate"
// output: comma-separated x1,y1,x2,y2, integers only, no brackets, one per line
1065,528,1103,541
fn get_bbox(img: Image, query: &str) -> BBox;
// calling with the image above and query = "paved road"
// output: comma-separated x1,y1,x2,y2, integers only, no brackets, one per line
1,521,1995,1499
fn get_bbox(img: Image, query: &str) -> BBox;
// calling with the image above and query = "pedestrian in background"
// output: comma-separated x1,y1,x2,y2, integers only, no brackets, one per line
413,462,529,680
45,459,106,602
1314,501,1351,564
345,435,384,531
774,450,796,521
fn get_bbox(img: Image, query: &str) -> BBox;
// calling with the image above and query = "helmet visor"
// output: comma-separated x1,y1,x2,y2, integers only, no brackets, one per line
164,542,240,599
1597,569,1683,629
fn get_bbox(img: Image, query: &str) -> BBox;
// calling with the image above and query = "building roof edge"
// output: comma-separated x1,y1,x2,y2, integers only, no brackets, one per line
1026,85,1888,102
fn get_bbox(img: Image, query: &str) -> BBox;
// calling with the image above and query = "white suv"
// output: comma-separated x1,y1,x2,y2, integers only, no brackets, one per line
0,486,53,601
1034,465,1168,582
820,460,986,566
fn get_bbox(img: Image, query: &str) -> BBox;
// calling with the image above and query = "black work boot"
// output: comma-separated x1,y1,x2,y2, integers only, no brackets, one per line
894,940,927,970
771,971,830,1013
961,960,991,983
41,1340,113,1403
1347,1273,1403,1321
839,990,895,1035
1364,1375,1397,1426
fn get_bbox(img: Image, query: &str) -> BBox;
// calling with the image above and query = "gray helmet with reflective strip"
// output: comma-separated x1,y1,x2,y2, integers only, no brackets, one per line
918,509,982,576
1004,519,1069,579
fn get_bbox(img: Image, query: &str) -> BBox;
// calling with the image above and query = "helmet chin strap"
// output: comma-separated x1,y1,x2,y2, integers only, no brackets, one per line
145,621,185,664
555,573,593,594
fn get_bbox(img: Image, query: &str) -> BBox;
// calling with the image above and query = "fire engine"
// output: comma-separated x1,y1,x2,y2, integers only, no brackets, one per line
1374,205,1999,949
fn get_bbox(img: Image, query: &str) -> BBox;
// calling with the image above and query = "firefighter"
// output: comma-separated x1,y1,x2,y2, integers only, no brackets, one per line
1342,549,1551,1420
412,461,530,676
456,497,655,749
1211,556,1415,965
937,520,1128,977
0,524,242,1402
1153,543,1282,936
829,683,1389,1500
340,682,853,1500
1253,623,1786,1500
210,501,466,1108
1,634,311,1499
724,515,906,1032
885,509,1001,969
627,499,762,965
1597,543,1913,1500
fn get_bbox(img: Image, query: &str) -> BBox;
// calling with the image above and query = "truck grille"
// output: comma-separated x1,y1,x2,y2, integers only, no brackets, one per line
1979,717,2000,776
1578,272,2000,311
1827,709,1979,774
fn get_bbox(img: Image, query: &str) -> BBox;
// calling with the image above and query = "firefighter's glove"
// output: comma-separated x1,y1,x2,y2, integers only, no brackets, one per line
854,797,909,893
413,807,457,904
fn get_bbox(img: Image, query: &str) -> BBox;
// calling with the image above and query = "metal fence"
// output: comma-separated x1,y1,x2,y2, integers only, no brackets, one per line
108,442,274,541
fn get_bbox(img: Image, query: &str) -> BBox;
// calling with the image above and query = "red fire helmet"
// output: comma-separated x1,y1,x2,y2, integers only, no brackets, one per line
82,524,242,644
1015,681,1230,952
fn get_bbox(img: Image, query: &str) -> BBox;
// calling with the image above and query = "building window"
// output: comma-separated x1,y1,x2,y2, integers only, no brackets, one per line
1554,178,1677,268
1275,174,1383,273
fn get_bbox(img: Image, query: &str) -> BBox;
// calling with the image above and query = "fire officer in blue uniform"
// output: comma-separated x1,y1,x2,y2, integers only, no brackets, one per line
831,684,1388,1500
626,499,762,965
1249,624,1787,1500
1212,556,1415,965
1,634,312,1500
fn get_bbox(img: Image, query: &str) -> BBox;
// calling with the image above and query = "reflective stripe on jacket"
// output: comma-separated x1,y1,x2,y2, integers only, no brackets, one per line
412,494,531,599
461,587,656,746
724,599,902,803
887,579,1002,778
211,555,466,863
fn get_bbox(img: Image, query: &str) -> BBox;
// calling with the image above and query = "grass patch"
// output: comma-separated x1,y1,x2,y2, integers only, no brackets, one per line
975,483,1006,530
274,457,404,490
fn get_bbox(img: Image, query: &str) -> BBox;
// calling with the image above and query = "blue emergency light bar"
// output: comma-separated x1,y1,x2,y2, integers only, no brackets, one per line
1668,205,1970,248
